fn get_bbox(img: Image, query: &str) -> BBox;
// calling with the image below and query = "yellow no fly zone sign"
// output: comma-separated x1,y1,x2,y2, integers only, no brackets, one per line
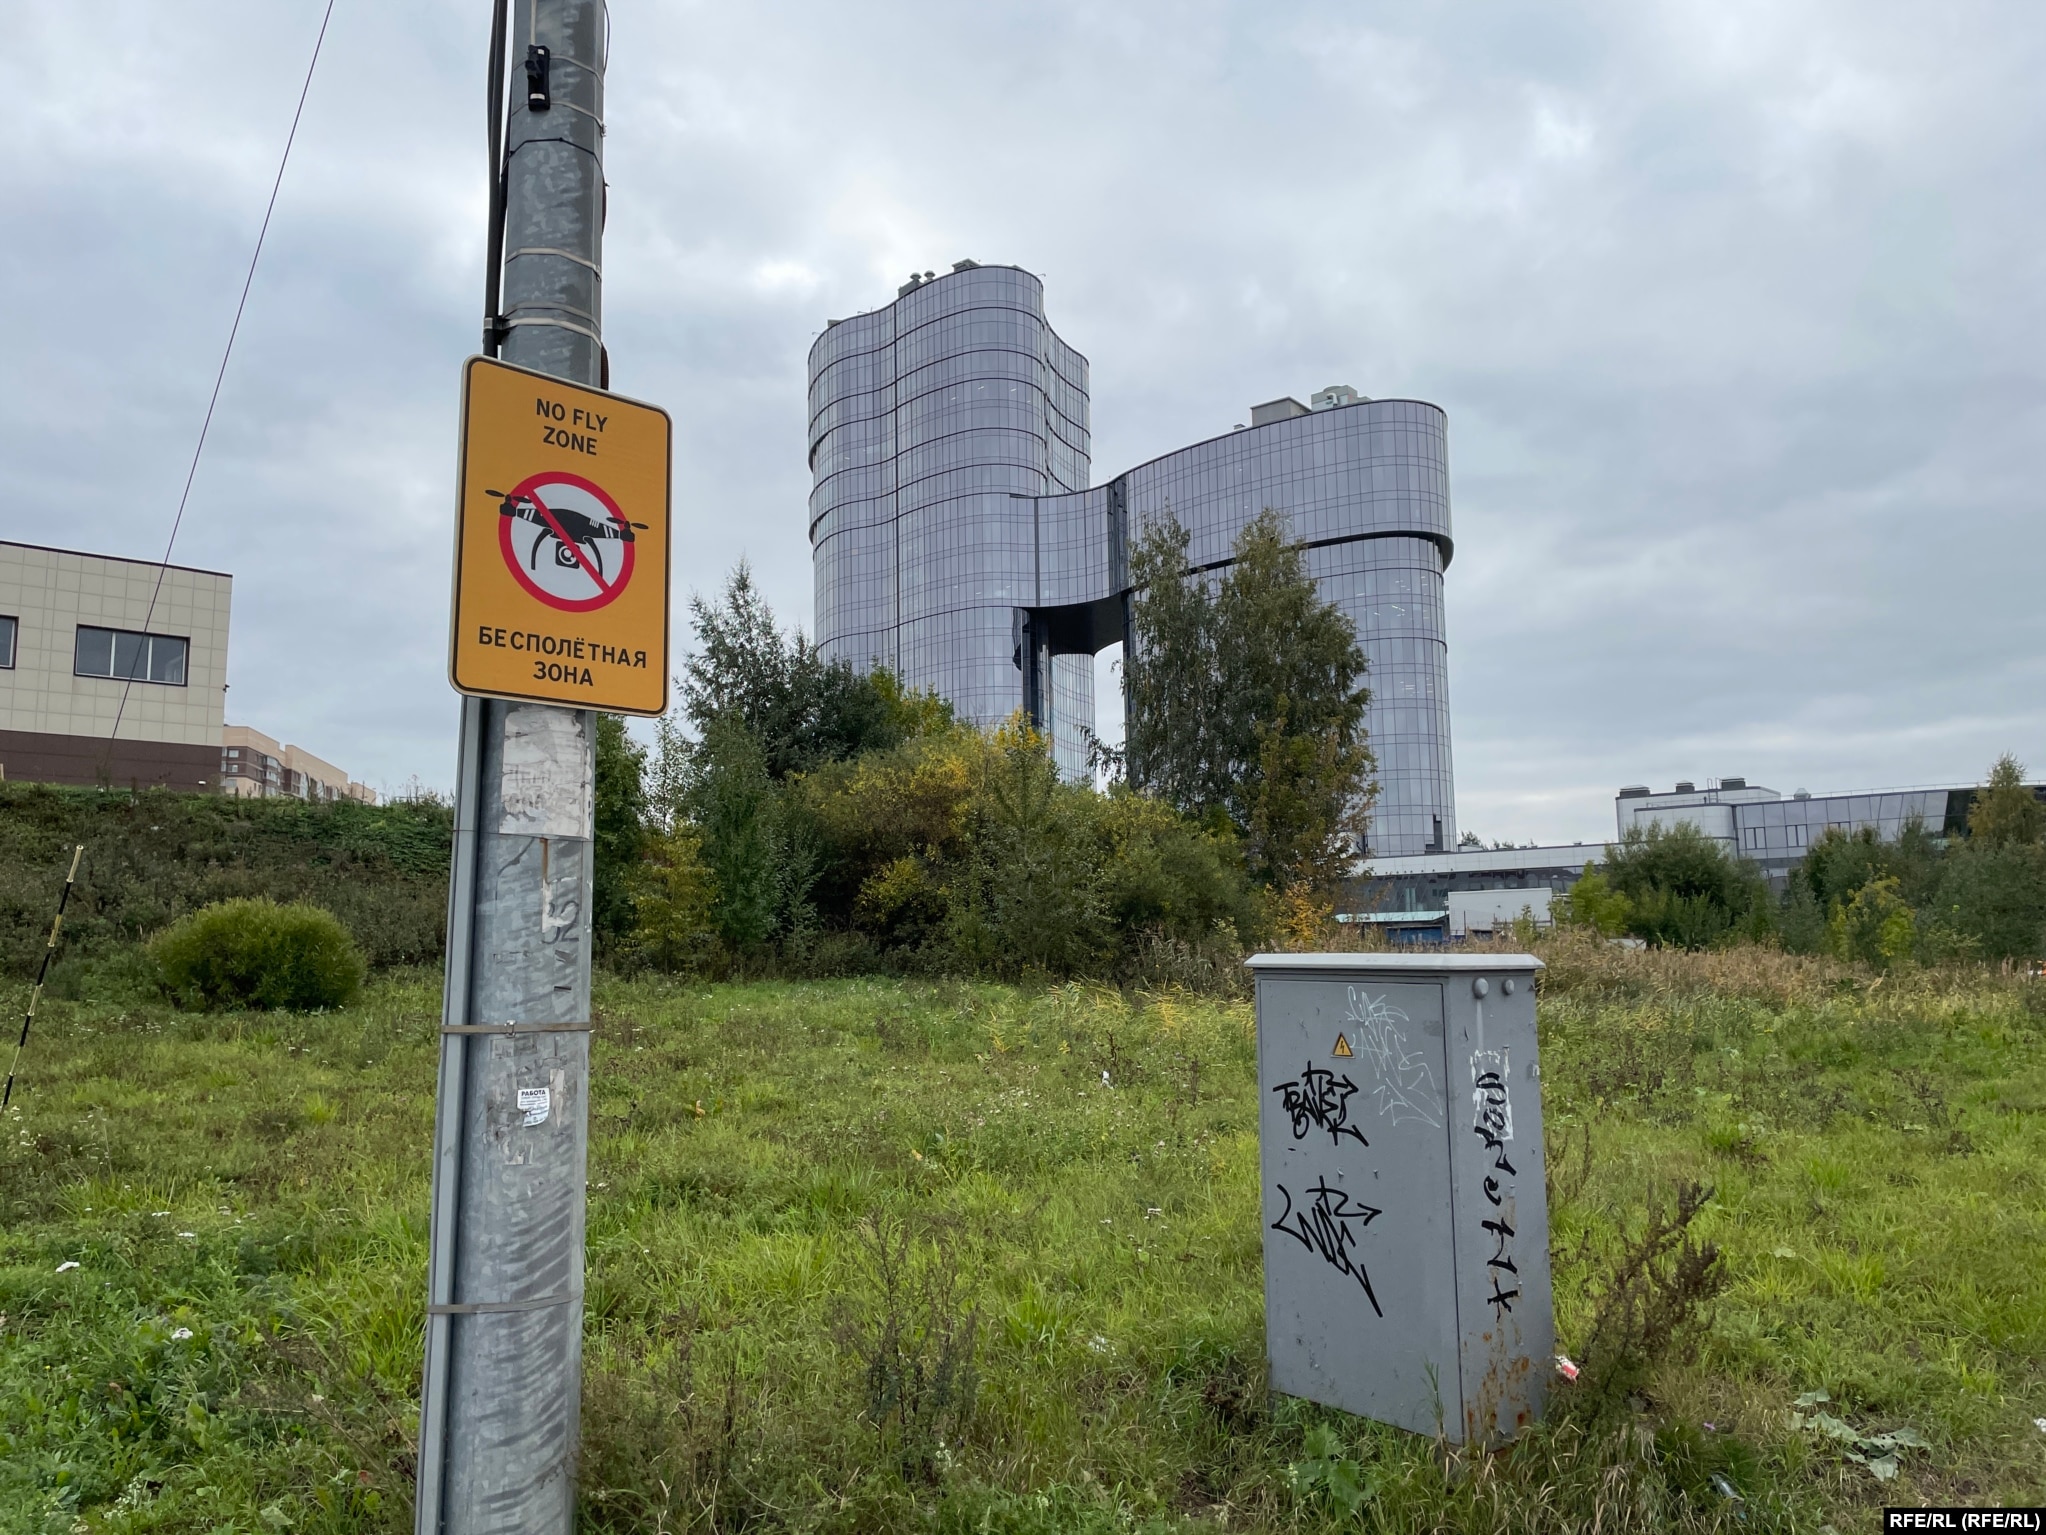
450,355,672,715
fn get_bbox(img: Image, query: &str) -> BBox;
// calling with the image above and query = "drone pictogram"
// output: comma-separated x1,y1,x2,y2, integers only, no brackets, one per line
491,471,647,612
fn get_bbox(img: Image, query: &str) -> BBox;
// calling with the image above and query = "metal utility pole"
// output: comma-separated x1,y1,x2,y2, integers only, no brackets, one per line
417,2,608,1530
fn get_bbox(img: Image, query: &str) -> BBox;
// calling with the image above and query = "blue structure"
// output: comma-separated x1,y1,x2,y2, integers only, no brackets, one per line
807,262,1460,858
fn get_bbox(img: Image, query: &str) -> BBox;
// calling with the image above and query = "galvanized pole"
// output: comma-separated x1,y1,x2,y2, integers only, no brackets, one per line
417,2,607,1531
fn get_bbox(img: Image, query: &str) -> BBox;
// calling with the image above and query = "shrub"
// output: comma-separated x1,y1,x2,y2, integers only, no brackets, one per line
833,1213,982,1483
1555,863,1632,936
1828,874,1915,968
1603,823,1772,949
149,898,367,1011
1799,822,1942,914
592,713,649,952
965,721,1110,975
1926,840,2046,959
622,825,717,973
1565,1181,1727,1410
1096,787,1259,950
686,715,786,953
1967,752,2046,847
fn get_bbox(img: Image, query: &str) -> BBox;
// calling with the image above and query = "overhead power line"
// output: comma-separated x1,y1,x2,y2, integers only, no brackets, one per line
101,0,338,769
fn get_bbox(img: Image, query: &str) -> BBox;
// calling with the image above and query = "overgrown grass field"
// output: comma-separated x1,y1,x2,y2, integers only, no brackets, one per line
3,937,2043,1532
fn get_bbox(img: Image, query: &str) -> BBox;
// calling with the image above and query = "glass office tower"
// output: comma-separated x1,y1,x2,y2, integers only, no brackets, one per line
808,263,1097,773
807,263,1458,857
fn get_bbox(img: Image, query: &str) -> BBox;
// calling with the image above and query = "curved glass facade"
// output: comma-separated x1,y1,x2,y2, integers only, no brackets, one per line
808,265,1458,857
809,265,1096,772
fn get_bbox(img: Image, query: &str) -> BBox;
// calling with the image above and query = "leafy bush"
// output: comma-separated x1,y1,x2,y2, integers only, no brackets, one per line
704,717,795,951
621,824,717,973
1798,822,1942,916
616,561,1268,982
1603,823,1773,949
1555,863,1632,936
148,897,367,1011
1926,841,2046,959
1828,874,1915,968
642,701,1259,981
592,713,649,953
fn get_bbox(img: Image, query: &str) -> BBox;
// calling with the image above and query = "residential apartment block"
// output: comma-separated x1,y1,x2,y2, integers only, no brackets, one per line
221,724,374,804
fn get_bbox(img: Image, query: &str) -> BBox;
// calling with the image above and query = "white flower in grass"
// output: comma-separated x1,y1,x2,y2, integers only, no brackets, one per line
171,1327,194,1341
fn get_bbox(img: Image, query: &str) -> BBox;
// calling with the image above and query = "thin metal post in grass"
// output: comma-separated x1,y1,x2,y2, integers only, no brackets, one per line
3,844,84,1113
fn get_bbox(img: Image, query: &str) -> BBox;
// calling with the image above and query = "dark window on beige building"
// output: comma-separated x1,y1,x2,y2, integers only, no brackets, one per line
74,625,189,685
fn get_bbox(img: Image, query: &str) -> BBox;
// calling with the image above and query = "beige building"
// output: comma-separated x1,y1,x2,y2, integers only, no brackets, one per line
222,724,375,804
0,540,231,790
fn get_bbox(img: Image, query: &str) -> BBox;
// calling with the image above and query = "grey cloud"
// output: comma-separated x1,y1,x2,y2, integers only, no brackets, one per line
4,1,2041,836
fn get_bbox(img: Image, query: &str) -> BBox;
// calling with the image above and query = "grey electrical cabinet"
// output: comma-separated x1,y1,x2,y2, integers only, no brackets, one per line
1247,952,1553,1445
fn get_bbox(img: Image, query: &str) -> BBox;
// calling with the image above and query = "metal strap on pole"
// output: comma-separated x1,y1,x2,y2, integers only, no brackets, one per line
504,245,603,274
428,1291,580,1316
439,1021,594,1035
532,95,603,128
498,314,602,343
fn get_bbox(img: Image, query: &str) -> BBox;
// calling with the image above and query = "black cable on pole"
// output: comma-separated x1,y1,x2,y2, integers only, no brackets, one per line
4,846,85,1112
99,1,337,779
483,0,510,355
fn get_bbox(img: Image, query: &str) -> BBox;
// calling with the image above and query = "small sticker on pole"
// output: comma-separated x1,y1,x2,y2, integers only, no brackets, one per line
450,355,671,714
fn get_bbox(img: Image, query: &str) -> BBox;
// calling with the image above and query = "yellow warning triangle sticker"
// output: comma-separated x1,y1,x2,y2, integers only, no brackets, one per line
1332,1033,1353,1058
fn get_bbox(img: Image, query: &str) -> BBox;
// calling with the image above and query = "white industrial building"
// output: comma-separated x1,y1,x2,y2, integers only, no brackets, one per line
1350,774,2023,942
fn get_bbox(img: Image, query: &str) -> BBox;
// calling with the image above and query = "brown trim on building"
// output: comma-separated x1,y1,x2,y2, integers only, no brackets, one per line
0,728,216,792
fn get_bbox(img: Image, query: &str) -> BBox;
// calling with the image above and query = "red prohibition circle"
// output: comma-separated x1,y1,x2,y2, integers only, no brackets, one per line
496,470,636,613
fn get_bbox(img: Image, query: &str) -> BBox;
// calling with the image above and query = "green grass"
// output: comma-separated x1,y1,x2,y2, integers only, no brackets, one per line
2,939,2044,1532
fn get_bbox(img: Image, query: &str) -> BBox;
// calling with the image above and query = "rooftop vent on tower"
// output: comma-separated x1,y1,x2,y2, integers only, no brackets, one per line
1249,397,1310,427
1312,384,1369,410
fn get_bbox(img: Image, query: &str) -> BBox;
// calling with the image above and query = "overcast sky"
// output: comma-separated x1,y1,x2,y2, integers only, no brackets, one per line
6,2,2043,843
